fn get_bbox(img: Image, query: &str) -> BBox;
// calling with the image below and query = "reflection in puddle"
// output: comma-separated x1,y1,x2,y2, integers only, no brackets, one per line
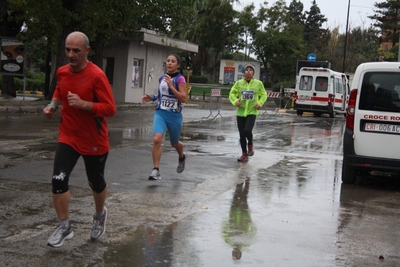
122,127,152,140
221,178,256,260
104,223,177,266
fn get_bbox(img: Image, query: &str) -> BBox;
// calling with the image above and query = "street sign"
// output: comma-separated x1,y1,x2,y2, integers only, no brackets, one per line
284,88,295,93
211,89,221,97
307,53,316,62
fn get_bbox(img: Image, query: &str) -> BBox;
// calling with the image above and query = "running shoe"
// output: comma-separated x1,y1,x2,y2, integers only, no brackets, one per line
248,144,254,156
177,153,186,173
149,169,161,180
90,207,107,241
47,224,74,247
237,153,249,162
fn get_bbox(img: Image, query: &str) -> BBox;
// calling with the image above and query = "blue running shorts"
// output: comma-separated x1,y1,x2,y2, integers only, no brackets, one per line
153,109,183,144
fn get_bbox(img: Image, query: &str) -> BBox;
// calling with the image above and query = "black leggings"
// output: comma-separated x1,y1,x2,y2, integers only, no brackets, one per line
51,143,108,194
236,115,256,154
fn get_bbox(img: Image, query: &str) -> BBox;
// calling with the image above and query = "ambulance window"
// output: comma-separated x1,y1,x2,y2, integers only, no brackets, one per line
335,78,343,94
299,76,313,91
315,76,328,92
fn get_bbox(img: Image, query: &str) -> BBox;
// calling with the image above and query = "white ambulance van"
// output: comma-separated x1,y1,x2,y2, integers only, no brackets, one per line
294,67,350,118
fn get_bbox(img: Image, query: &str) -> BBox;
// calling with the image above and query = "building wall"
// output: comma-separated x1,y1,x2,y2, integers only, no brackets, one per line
103,39,129,103
104,41,195,103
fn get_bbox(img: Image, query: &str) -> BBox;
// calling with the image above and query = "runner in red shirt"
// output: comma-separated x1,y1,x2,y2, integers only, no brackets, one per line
43,31,116,247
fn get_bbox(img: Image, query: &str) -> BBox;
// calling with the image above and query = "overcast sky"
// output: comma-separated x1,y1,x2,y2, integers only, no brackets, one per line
235,0,377,32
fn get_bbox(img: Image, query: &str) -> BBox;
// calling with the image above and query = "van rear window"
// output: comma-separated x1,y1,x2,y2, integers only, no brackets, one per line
299,76,313,91
315,76,328,92
359,72,400,112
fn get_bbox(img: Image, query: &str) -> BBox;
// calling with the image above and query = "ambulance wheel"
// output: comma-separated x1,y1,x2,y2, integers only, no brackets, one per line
296,110,303,116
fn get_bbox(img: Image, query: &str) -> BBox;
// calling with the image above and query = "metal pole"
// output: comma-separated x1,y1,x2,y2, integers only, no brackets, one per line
342,0,351,73
398,24,400,62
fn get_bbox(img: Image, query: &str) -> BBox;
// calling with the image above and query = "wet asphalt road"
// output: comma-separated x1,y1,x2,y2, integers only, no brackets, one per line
1,101,400,267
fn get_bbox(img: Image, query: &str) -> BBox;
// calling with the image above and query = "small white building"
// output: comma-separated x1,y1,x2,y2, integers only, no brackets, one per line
219,59,261,84
102,29,198,103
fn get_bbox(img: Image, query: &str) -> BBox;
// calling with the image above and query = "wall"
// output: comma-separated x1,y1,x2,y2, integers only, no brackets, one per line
103,30,198,103
103,39,129,103
219,60,261,84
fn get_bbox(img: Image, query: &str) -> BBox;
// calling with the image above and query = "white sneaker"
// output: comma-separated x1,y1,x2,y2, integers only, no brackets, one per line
149,169,161,180
47,224,74,247
90,207,107,241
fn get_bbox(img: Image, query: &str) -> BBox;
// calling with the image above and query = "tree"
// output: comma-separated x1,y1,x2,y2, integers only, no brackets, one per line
369,0,400,47
287,0,306,26
169,0,205,75
251,0,303,85
0,0,24,97
6,0,184,98
193,0,239,80
237,4,260,61
322,26,380,72
303,0,329,55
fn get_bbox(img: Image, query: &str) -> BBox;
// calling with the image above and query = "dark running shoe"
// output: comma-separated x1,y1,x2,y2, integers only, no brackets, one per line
47,224,74,248
248,144,254,156
177,153,186,173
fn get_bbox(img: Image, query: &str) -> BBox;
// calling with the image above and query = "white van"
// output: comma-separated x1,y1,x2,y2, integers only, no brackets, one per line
294,67,350,117
342,62,400,184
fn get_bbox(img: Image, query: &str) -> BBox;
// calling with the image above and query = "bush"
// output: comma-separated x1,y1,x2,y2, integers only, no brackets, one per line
271,81,295,92
190,75,208,83
8,71,45,92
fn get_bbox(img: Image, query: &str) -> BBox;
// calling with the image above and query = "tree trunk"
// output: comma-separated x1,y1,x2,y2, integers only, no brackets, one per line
1,75,16,97
90,34,105,68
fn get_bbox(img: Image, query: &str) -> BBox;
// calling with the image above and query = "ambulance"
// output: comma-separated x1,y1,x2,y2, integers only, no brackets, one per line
294,67,350,118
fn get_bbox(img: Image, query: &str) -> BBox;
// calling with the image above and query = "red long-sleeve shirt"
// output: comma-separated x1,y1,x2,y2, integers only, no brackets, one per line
53,62,116,155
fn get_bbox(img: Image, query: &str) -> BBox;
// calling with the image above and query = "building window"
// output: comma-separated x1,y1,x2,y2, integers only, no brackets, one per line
102,57,114,84
132,59,144,87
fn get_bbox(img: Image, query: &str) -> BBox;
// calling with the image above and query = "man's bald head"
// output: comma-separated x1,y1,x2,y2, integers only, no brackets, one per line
65,31,91,72
66,31,90,48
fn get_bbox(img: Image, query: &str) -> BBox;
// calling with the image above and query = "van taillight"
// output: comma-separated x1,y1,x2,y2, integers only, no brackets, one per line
294,91,298,101
346,89,358,130
328,94,333,103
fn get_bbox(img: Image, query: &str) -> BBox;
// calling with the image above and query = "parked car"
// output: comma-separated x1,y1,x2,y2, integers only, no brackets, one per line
342,62,400,184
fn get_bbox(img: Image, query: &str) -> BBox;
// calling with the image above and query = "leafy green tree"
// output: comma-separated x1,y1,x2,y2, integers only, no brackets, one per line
170,0,239,80
344,27,380,70
237,4,260,61
287,0,306,26
303,0,329,55
196,0,239,80
172,0,208,76
323,26,380,72
369,0,400,47
251,0,303,85
0,0,24,97
6,0,184,98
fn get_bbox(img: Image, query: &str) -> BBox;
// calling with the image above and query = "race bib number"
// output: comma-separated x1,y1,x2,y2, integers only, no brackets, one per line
242,90,254,100
160,96,178,110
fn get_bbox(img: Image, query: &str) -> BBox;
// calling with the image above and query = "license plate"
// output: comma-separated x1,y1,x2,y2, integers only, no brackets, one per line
298,95,311,100
365,123,400,133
